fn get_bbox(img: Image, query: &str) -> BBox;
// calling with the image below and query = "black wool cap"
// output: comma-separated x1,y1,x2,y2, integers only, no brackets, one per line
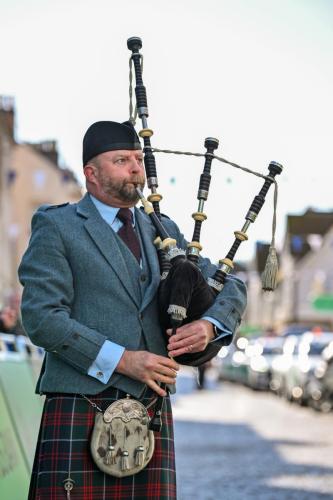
82,120,141,166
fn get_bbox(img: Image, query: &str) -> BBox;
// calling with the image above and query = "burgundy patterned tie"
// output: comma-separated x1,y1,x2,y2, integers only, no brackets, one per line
117,208,141,263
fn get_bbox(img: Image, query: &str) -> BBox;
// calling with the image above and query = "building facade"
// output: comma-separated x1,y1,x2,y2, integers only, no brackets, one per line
0,96,82,306
245,210,333,333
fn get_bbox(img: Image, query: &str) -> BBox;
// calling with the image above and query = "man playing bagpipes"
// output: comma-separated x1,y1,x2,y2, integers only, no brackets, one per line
19,119,247,499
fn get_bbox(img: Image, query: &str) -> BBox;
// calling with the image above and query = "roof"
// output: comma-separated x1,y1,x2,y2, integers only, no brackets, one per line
287,209,333,235
286,209,333,259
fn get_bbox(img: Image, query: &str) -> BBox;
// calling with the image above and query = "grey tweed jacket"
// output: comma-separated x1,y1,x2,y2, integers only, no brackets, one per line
19,193,247,397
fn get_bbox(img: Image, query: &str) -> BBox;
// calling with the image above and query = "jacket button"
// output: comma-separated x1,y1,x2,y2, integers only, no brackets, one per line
140,274,147,282
62,344,69,350
73,333,79,339
139,313,143,320
219,300,225,305
231,308,236,313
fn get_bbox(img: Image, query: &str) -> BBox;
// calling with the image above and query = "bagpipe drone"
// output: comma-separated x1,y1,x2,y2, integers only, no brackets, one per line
126,36,282,429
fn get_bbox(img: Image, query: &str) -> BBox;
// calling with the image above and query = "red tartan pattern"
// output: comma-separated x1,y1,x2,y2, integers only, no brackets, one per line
29,388,176,499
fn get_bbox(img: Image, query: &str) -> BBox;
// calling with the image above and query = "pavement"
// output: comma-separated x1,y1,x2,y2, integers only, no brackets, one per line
172,367,333,500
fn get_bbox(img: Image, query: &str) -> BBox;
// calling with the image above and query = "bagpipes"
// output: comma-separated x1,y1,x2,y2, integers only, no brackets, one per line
127,37,282,429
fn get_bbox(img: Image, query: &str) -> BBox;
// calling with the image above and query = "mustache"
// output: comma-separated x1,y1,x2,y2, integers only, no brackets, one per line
126,177,145,187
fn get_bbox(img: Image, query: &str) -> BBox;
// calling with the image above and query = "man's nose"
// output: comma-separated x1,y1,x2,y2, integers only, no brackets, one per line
130,157,142,172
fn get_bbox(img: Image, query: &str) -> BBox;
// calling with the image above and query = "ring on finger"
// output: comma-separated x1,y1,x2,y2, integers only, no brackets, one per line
187,344,193,352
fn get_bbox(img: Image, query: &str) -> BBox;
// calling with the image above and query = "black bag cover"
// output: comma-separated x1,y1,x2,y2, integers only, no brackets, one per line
158,256,221,366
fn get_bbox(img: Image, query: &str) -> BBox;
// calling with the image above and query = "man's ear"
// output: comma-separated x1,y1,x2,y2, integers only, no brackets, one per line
83,164,97,184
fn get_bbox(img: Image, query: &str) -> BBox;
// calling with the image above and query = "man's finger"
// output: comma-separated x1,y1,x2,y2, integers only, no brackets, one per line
168,342,201,358
166,323,196,337
157,356,180,371
154,372,177,385
167,334,197,350
155,365,178,378
147,380,167,397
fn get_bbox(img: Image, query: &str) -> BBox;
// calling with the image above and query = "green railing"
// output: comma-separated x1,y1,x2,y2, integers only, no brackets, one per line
0,334,43,500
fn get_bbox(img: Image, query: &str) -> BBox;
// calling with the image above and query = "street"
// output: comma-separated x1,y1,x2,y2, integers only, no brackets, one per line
172,368,333,500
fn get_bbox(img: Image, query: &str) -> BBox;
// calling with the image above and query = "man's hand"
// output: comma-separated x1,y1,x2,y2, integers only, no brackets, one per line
116,350,179,397
166,319,215,358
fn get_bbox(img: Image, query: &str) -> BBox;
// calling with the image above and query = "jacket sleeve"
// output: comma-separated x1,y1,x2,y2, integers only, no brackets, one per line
162,215,247,346
18,209,108,374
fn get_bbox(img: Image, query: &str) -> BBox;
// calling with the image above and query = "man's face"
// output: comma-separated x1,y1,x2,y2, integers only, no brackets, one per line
85,149,146,207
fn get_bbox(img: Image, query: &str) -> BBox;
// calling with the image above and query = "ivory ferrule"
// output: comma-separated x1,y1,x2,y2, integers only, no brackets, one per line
139,198,154,215
139,128,154,138
192,212,207,222
160,238,177,250
147,193,163,203
153,237,162,248
218,258,234,269
234,230,248,241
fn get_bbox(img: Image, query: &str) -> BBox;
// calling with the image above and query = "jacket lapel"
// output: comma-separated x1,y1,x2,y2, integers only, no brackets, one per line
76,194,140,307
135,208,161,311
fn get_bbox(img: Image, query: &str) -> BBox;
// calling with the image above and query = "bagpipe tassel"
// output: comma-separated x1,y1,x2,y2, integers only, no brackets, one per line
135,445,145,466
121,450,130,471
261,245,278,291
104,425,117,465
104,444,116,465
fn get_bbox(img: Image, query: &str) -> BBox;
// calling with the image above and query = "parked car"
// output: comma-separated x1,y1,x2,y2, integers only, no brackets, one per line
270,335,300,396
281,323,327,337
280,332,333,404
303,339,333,412
247,336,284,391
217,337,251,385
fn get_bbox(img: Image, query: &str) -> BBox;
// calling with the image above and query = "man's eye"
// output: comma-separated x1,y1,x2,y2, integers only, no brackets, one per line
115,158,126,164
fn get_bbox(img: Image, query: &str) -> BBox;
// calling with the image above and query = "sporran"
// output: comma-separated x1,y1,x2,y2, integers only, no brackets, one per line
89,394,155,477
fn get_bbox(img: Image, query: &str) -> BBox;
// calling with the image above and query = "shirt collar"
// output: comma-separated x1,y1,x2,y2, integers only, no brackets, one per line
89,194,136,225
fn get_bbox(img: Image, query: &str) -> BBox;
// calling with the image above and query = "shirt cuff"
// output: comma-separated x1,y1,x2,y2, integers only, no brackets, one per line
202,316,232,343
88,340,125,384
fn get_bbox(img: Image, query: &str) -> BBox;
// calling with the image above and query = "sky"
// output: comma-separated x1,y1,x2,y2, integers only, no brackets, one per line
1,0,332,262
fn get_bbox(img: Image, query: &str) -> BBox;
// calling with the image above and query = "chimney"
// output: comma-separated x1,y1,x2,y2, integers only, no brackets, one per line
31,140,59,165
0,96,15,140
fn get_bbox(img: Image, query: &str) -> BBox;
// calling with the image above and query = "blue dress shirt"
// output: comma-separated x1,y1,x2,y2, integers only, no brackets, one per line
88,194,231,384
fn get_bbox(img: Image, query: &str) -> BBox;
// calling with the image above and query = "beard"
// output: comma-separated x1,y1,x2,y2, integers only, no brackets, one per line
97,174,146,203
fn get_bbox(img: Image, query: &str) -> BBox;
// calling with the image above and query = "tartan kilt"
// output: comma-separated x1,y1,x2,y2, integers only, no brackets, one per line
29,387,176,500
